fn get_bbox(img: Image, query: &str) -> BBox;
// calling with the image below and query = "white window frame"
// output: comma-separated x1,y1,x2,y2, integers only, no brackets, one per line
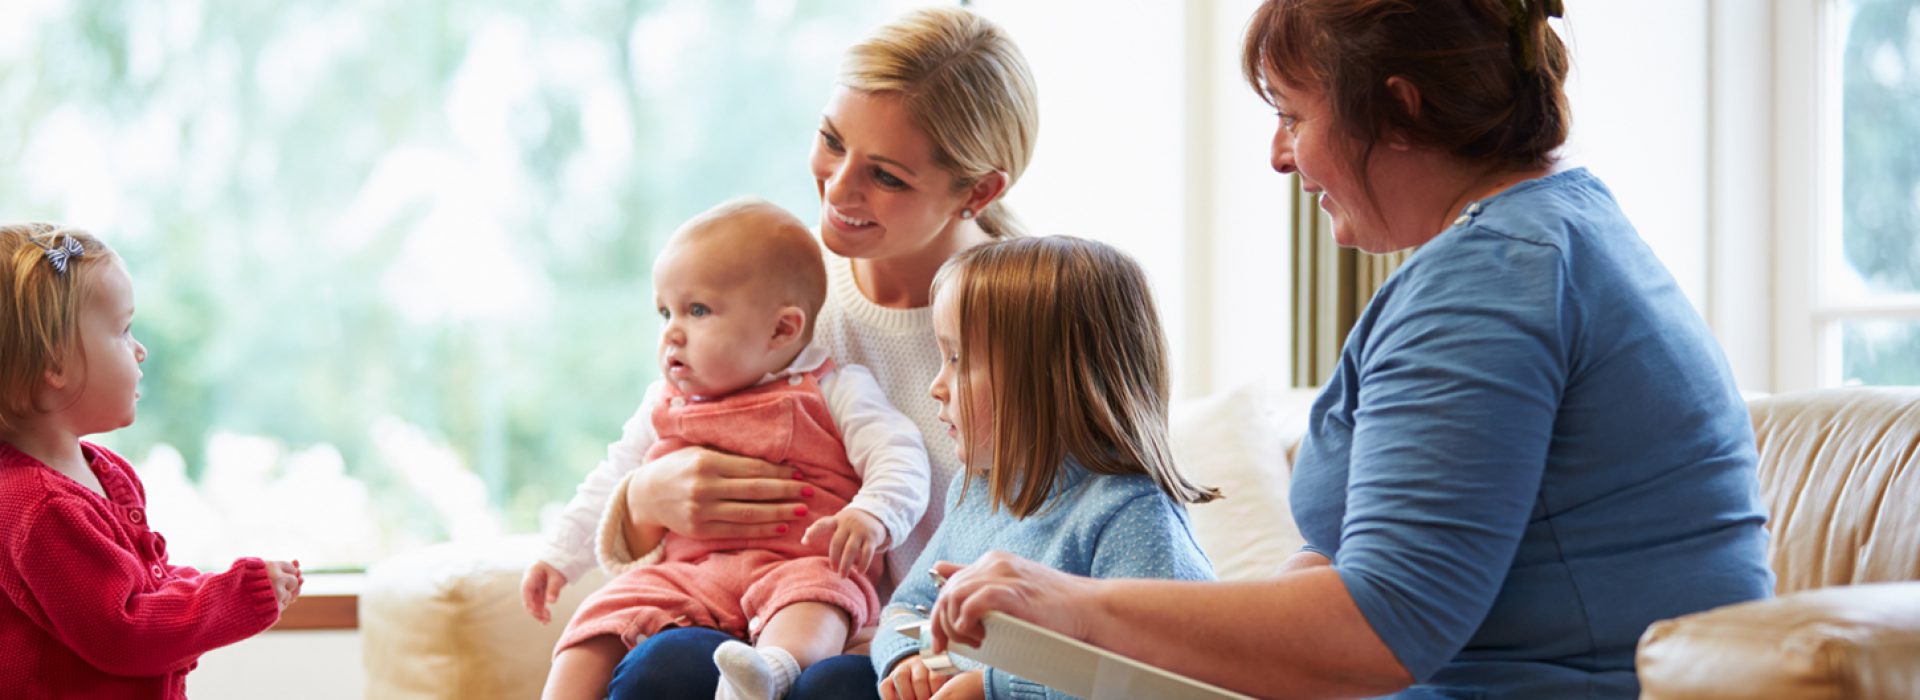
1772,0,1920,390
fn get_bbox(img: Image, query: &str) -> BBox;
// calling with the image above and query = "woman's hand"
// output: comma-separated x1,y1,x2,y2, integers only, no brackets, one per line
928,551,1098,654
628,446,812,540
879,656,954,700
519,561,568,624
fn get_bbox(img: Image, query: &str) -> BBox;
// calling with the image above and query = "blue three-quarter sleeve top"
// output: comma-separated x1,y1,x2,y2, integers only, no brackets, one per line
1291,168,1773,699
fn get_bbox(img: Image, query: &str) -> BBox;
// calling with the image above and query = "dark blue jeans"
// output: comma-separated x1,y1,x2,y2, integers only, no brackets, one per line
604,627,880,700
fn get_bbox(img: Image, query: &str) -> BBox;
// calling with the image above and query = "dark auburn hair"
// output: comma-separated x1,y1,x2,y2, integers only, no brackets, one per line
932,236,1219,518
1242,0,1570,183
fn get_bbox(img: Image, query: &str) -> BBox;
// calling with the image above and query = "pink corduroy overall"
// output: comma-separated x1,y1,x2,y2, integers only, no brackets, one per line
557,360,879,652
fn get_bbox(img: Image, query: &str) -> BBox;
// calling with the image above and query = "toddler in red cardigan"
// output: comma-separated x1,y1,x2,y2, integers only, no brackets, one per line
0,223,303,699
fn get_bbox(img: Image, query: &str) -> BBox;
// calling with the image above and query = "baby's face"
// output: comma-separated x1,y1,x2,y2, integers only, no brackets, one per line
652,240,787,398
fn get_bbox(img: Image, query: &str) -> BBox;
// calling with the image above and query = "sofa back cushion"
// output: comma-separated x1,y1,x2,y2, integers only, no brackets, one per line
1171,383,1319,582
1748,388,1920,594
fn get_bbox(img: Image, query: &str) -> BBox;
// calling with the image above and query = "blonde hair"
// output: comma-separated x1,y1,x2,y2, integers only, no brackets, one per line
841,6,1038,238
0,223,113,433
934,236,1219,518
669,197,827,341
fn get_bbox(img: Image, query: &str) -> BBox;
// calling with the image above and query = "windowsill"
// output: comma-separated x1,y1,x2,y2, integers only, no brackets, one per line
270,572,362,631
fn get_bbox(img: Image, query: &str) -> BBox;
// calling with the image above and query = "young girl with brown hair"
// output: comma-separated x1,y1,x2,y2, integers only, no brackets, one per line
870,236,1218,700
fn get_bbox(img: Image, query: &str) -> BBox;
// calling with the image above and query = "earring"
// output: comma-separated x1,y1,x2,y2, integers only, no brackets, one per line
959,208,974,220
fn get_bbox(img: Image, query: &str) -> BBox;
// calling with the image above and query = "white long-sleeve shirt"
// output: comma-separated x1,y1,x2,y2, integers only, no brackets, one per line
537,342,931,581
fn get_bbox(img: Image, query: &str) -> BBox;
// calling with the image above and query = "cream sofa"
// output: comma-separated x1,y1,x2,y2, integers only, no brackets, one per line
362,385,1919,699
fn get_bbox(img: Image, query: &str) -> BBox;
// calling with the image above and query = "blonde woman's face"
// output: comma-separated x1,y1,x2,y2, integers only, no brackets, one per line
811,87,973,261
928,282,993,471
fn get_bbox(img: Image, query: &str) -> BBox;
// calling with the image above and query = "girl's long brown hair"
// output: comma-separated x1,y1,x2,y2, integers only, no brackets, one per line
935,236,1218,517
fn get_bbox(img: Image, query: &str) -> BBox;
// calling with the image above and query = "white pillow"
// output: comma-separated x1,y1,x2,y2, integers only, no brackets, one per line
1169,381,1320,582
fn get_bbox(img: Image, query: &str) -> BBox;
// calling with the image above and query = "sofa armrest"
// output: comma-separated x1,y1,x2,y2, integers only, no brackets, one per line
1636,581,1920,700
362,536,608,700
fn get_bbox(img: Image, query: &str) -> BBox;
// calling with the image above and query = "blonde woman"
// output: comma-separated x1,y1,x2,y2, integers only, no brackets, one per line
584,7,1040,699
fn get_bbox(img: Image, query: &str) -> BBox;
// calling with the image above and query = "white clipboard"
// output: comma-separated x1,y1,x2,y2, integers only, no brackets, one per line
901,612,1256,700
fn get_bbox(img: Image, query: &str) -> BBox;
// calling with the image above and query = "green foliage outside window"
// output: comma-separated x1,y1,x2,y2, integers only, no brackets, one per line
0,0,922,567
1840,0,1920,385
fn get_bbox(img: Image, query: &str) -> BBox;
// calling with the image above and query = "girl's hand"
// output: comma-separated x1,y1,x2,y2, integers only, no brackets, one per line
929,552,1097,654
519,561,568,624
265,559,303,612
630,446,811,540
879,655,954,700
929,670,984,700
802,508,888,574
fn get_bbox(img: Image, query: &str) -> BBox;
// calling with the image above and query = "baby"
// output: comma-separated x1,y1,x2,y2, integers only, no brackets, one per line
529,198,931,700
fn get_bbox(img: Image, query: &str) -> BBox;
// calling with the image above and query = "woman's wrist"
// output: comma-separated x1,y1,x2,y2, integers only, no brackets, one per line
1078,576,1120,645
624,465,668,531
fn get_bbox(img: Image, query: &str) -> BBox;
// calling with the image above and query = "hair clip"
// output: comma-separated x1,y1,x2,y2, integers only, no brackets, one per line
42,237,84,274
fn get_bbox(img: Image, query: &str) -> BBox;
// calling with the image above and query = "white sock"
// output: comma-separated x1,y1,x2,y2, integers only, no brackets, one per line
713,641,799,700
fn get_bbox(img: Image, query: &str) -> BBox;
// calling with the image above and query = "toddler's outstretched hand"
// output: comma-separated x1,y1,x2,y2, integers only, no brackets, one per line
266,560,302,612
803,508,887,575
520,561,569,624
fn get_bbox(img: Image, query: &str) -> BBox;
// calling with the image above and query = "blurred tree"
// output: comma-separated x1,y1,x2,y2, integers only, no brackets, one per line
1,0,927,564
1842,0,1918,293
1840,0,1920,385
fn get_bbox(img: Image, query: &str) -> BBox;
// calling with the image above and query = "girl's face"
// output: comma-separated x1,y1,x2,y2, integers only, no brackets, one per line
810,87,974,261
1265,78,1392,252
56,260,146,435
928,281,993,471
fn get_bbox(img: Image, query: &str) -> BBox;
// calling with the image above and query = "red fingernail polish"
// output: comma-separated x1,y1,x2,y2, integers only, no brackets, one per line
776,524,789,534
792,471,804,480
794,506,808,517
801,487,815,498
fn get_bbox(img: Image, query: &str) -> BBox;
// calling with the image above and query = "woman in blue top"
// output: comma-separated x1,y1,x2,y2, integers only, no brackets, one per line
921,1,1774,698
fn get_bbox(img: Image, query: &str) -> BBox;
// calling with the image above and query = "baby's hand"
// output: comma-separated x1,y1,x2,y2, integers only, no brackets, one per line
880,655,955,700
265,560,302,612
802,508,887,575
520,560,569,624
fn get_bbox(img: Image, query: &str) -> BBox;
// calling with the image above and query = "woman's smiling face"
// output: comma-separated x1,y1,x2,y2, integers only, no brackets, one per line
1266,79,1392,252
810,87,974,261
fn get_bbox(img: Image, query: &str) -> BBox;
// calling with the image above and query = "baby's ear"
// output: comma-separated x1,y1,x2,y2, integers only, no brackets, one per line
770,306,808,348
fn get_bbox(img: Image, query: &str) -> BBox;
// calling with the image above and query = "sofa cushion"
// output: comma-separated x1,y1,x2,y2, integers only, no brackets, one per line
361,537,608,700
1748,388,1920,593
1170,382,1318,582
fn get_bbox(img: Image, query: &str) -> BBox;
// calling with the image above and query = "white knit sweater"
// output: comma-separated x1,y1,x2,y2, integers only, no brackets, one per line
812,251,959,592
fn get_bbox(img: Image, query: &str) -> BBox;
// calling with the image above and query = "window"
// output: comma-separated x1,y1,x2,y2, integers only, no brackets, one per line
1790,0,1920,387
1831,0,1920,385
1,0,927,569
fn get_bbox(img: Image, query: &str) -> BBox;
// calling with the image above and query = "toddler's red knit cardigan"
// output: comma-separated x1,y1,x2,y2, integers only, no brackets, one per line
0,442,281,699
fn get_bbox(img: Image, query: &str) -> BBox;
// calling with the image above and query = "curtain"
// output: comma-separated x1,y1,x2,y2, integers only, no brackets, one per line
1291,177,1413,387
